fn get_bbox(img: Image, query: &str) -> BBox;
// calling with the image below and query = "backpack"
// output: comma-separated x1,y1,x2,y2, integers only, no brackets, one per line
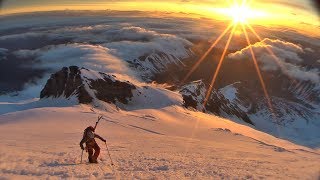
83,126,95,141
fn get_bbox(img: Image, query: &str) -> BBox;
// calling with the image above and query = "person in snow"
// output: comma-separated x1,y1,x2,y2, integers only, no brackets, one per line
80,126,106,163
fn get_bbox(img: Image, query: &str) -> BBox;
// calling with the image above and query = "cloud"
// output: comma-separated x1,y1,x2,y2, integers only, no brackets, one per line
285,64,319,83
228,38,320,83
49,25,163,43
103,30,192,60
11,24,193,80
0,11,221,45
0,48,8,60
14,44,138,81
305,47,314,52
228,38,304,65
0,13,197,97
7,43,145,98
12,24,193,74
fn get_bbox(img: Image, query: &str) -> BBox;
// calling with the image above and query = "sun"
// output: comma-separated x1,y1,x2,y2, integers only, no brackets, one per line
228,4,252,23
214,0,266,24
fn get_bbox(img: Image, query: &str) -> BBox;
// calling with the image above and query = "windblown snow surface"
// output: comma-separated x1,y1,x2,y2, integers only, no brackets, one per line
0,97,319,179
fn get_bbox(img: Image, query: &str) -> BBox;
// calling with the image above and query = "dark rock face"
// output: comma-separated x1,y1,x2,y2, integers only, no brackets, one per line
40,66,136,104
89,76,136,104
180,80,254,125
40,66,92,103
205,92,253,125
181,94,199,111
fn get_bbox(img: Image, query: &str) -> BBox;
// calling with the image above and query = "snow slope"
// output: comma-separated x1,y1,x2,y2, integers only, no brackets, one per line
219,83,320,148
0,104,319,179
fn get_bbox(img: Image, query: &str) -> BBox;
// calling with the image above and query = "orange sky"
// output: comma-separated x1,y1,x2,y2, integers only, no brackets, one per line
0,0,319,35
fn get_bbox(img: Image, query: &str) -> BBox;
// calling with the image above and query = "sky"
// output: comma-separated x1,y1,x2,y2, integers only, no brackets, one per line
0,0,319,34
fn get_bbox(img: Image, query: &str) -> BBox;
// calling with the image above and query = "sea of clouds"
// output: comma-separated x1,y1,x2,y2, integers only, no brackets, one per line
0,10,319,100
0,11,202,99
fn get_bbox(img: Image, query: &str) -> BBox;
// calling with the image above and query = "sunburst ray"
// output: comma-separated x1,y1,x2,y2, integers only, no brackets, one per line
181,22,234,84
246,23,297,84
241,24,278,122
203,24,238,107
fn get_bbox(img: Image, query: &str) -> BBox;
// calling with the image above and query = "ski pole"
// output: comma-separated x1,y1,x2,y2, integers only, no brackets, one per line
105,142,114,166
80,149,84,164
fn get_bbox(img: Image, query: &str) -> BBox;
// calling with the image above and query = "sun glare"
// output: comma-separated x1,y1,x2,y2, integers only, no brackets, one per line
229,4,252,23
183,0,280,129
215,1,267,24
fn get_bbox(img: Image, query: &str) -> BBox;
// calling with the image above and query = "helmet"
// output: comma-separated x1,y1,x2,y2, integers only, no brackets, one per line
85,126,95,132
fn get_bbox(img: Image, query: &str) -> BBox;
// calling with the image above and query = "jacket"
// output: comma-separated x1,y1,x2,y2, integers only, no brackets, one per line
80,129,105,149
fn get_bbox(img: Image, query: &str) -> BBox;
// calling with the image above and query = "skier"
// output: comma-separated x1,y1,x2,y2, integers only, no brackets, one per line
80,126,106,163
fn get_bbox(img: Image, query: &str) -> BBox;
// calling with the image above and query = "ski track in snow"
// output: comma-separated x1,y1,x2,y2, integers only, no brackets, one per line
0,106,319,179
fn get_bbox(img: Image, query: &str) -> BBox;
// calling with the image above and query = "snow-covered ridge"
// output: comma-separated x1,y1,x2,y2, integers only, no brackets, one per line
40,68,253,125
40,66,183,110
217,82,320,148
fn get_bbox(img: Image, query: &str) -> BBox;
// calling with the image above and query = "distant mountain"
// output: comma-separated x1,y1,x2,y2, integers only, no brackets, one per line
41,66,254,126
218,81,320,147
158,41,320,147
179,80,253,125
128,49,193,81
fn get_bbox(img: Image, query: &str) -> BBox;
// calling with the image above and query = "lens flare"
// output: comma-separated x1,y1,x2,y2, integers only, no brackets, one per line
229,3,251,23
241,24,276,119
217,0,266,24
203,24,237,107
185,0,284,145
246,23,297,84
181,22,233,84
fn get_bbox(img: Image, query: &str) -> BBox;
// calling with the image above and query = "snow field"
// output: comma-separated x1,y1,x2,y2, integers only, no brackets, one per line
0,105,319,179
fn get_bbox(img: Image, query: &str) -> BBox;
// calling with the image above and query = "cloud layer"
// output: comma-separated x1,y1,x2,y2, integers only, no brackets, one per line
12,24,193,82
228,38,319,83
0,11,319,99
15,44,136,79
0,12,197,98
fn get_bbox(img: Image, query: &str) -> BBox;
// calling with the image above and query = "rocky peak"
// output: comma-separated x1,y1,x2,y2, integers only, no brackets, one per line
40,66,136,104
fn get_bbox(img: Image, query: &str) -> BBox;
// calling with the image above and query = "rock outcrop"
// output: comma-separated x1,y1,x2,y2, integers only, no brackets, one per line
180,80,254,125
40,66,136,104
